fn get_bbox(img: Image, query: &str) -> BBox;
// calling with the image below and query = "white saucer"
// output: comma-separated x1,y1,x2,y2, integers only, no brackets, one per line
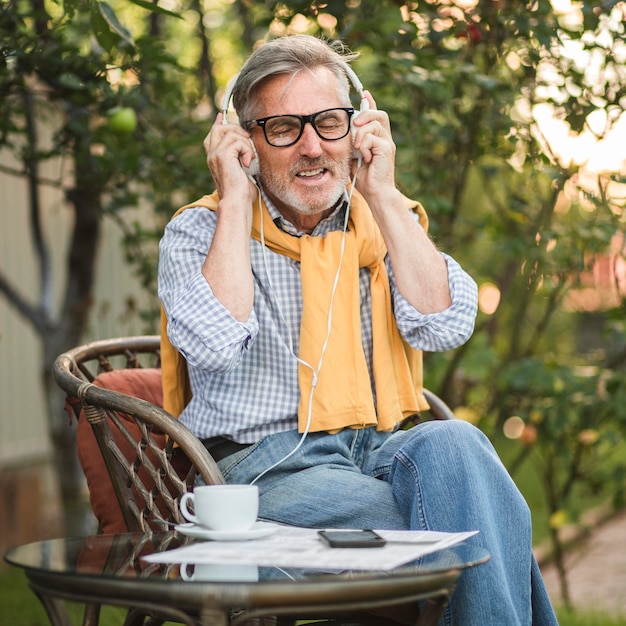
174,521,279,541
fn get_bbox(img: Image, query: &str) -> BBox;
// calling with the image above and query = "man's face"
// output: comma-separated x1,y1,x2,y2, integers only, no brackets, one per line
251,67,353,222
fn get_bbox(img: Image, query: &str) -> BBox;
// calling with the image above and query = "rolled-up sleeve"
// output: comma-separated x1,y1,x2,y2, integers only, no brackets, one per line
389,253,478,352
158,208,259,371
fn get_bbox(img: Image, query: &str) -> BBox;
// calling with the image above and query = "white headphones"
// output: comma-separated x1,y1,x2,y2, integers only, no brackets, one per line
220,63,369,176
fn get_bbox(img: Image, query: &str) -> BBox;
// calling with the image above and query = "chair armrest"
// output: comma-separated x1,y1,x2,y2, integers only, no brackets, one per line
54,352,225,487
52,337,225,533
398,388,455,430
422,388,455,421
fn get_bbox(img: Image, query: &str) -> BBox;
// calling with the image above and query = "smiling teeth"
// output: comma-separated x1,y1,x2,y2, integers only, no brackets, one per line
297,168,324,177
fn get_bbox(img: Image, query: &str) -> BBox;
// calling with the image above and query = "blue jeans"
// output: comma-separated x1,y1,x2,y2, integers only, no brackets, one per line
214,420,558,625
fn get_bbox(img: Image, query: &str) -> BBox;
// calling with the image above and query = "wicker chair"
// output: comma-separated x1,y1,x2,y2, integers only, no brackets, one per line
55,336,225,536
54,335,455,626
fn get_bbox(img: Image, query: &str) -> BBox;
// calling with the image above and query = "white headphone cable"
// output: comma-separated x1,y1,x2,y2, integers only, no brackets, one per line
250,164,361,485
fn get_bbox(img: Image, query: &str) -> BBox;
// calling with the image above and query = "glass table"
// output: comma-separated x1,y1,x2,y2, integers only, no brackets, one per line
4,531,489,626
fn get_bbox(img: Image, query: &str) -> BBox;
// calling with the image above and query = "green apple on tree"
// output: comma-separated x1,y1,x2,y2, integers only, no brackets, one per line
107,107,137,134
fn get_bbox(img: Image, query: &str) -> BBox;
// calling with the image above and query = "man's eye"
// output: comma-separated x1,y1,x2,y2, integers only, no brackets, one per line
317,120,341,131
268,119,299,136
316,113,344,132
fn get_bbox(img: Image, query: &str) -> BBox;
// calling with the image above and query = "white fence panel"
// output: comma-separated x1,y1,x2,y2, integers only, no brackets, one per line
0,146,155,468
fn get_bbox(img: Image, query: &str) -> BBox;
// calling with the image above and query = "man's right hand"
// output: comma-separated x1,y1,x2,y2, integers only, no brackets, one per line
203,113,259,207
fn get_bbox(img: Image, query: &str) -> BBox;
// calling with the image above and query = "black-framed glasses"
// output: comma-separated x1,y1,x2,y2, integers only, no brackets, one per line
244,107,355,147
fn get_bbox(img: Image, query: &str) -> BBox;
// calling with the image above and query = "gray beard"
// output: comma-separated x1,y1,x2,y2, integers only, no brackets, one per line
259,156,352,216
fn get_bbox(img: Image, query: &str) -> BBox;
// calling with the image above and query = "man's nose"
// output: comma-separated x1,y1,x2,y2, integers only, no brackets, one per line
298,122,324,156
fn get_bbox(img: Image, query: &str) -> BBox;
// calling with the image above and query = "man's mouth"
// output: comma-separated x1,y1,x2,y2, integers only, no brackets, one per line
296,167,325,178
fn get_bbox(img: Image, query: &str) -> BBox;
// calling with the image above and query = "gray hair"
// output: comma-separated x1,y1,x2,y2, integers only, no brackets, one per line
232,35,359,123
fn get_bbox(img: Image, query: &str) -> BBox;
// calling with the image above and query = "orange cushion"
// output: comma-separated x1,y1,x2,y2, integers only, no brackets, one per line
75,369,191,534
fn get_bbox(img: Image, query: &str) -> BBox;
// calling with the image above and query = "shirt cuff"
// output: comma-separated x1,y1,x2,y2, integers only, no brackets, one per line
166,272,259,368
391,253,478,351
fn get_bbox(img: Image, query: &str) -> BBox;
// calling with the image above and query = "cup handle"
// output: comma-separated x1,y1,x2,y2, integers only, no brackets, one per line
180,563,194,581
179,492,198,524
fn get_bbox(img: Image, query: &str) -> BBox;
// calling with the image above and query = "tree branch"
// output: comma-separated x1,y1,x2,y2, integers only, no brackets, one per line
191,0,216,105
0,162,63,188
0,271,48,333
22,85,54,317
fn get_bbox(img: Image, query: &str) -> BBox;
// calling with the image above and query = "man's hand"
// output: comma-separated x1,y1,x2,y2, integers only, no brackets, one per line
203,113,259,208
351,92,397,204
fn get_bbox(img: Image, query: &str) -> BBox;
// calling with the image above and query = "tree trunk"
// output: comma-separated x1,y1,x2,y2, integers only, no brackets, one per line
48,110,104,535
0,96,104,536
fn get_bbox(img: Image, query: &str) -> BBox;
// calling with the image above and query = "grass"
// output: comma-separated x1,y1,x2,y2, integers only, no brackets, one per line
554,606,626,626
0,565,127,625
2,564,625,626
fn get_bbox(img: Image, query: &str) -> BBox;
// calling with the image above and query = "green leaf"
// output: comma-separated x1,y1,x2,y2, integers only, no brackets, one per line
126,0,183,19
58,72,85,90
97,1,135,48
91,4,119,54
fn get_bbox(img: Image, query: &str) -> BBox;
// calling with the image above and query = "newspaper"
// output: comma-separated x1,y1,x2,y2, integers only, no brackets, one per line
143,526,479,571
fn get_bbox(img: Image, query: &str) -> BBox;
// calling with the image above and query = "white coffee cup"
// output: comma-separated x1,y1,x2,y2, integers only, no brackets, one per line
179,484,259,531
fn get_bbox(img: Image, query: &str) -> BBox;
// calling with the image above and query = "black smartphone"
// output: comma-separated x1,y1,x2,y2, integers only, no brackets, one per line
318,529,387,548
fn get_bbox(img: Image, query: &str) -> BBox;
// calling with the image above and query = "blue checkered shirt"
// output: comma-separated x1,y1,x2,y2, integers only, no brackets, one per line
158,192,478,443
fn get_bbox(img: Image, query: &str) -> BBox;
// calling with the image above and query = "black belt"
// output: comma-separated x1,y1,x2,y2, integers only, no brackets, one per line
203,436,252,462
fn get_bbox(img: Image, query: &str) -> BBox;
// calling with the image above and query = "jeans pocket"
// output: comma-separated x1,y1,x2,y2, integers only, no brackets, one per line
217,440,263,481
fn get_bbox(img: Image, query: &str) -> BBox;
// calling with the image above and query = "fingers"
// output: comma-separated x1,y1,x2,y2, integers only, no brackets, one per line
204,114,259,200
363,90,376,111
351,107,393,164
205,114,253,158
204,114,257,178
351,101,397,198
